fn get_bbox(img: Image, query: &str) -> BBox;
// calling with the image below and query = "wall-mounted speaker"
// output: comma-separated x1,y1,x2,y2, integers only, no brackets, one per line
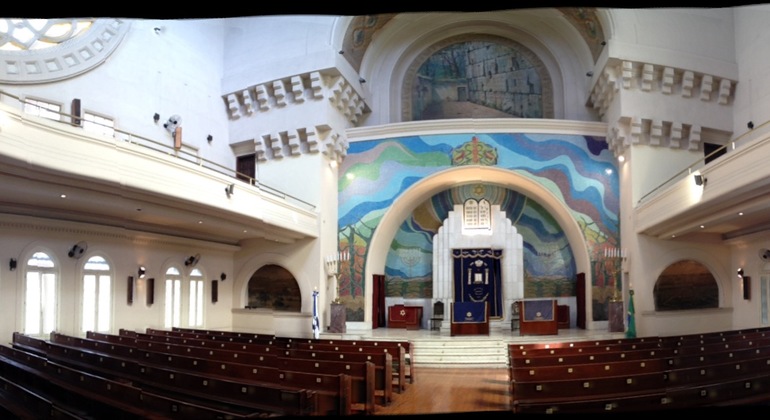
127,276,134,305
71,98,81,127
211,280,218,303
147,278,155,306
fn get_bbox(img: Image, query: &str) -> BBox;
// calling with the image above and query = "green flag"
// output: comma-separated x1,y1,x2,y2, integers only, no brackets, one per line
626,289,637,338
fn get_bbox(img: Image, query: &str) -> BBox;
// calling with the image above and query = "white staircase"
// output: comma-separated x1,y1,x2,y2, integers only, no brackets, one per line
411,337,509,369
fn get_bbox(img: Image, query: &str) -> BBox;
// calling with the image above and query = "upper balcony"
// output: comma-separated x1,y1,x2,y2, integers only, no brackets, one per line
0,92,318,246
635,120,770,244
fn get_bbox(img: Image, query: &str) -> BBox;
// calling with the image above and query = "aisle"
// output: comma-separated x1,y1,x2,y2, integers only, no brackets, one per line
372,367,511,416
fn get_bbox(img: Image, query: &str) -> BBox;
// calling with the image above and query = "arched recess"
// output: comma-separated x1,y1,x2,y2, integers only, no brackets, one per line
246,264,301,312
401,34,555,122
235,252,312,314
653,259,719,311
363,165,592,327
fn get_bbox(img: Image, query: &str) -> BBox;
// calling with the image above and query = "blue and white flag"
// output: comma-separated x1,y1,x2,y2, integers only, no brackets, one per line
312,289,320,339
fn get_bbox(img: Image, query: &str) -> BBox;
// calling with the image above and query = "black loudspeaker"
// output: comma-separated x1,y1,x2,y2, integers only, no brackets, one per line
147,278,155,305
211,280,218,303
127,276,134,305
743,276,751,300
71,98,81,126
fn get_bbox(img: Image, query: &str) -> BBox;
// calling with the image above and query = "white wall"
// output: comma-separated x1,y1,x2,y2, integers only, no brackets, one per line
732,5,770,137
0,214,237,341
221,16,338,93
1,19,233,170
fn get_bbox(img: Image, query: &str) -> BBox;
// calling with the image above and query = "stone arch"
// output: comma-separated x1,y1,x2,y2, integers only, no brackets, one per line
363,165,593,327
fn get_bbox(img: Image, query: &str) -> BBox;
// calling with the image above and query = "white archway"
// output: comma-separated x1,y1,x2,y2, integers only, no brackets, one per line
359,165,593,330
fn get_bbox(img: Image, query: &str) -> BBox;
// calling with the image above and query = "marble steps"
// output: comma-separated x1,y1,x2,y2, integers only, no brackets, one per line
411,338,509,369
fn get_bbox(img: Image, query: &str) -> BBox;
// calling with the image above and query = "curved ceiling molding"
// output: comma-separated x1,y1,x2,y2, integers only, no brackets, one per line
0,19,130,84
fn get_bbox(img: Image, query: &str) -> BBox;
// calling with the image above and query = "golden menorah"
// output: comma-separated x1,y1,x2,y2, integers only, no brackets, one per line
603,247,626,302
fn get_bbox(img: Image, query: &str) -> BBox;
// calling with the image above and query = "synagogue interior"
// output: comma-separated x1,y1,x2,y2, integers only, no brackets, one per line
3,7,770,415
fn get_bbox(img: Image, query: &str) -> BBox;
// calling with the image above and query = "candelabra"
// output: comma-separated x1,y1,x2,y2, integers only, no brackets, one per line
603,246,626,301
325,250,350,302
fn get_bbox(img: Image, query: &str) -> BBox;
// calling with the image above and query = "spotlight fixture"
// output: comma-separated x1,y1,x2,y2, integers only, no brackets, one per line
737,268,744,278
138,266,146,279
359,77,366,84
586,71,594,77
153,113,160,123
225,183,235,198
693,174,706,186
220,272,227,281
9,258,17,271
207,134,213,142
748,121,754,130
153,27,162,34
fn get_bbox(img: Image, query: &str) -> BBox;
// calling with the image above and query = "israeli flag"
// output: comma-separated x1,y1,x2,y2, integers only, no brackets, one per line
312,289,320,339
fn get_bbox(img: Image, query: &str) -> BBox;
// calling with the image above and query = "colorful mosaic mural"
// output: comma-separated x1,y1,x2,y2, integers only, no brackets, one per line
338,133,619,322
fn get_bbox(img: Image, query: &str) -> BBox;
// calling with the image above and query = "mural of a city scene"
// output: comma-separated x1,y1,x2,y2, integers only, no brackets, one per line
338,133,619,322
412,40,545,121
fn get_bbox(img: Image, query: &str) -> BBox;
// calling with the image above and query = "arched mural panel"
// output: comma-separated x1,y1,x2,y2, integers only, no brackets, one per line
338,132,618,322
385,184,576,300
653,259,719,311
246,264,301,312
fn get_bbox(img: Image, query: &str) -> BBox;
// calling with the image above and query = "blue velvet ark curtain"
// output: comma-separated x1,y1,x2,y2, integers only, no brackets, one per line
452,248,502,318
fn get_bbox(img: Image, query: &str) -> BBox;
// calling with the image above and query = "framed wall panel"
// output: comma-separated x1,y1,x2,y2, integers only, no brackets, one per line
147,278,155,305
127,276,134,305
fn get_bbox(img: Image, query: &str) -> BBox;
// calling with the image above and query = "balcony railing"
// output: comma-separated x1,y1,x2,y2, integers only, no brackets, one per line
0,89,315,211
636,119,770,206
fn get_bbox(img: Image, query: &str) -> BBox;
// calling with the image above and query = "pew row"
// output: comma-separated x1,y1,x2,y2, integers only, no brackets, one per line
0,343,266,419
166,327,416,386
81,331,377,414
508,327,770,413
13,332,323,416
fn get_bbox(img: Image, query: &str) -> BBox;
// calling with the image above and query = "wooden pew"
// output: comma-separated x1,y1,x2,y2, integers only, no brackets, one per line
165,327,415,388
0,374,84,419
167,327,416,386
510,327,770,413
137,329,401,401
510,336,662,351
511,358,668,382
512,371,670,413
275,335,415,385
1,343,229,419
132,329,277,355
281,347,394,404
75,332,376,414
509,340,663,359
13,333,320,417
56,332,359,416
281,340,407,393
509,345,674,368
514,390,670,414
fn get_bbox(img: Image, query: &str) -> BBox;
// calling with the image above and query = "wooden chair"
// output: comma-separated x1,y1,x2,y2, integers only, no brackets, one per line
429,301,444,331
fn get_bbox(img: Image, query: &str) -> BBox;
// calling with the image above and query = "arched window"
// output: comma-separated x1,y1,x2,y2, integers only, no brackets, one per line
246,265,301,312
24,251,56,336
164,267,182,328
653,260,719,311
188,268,204,327
81,255,111,333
